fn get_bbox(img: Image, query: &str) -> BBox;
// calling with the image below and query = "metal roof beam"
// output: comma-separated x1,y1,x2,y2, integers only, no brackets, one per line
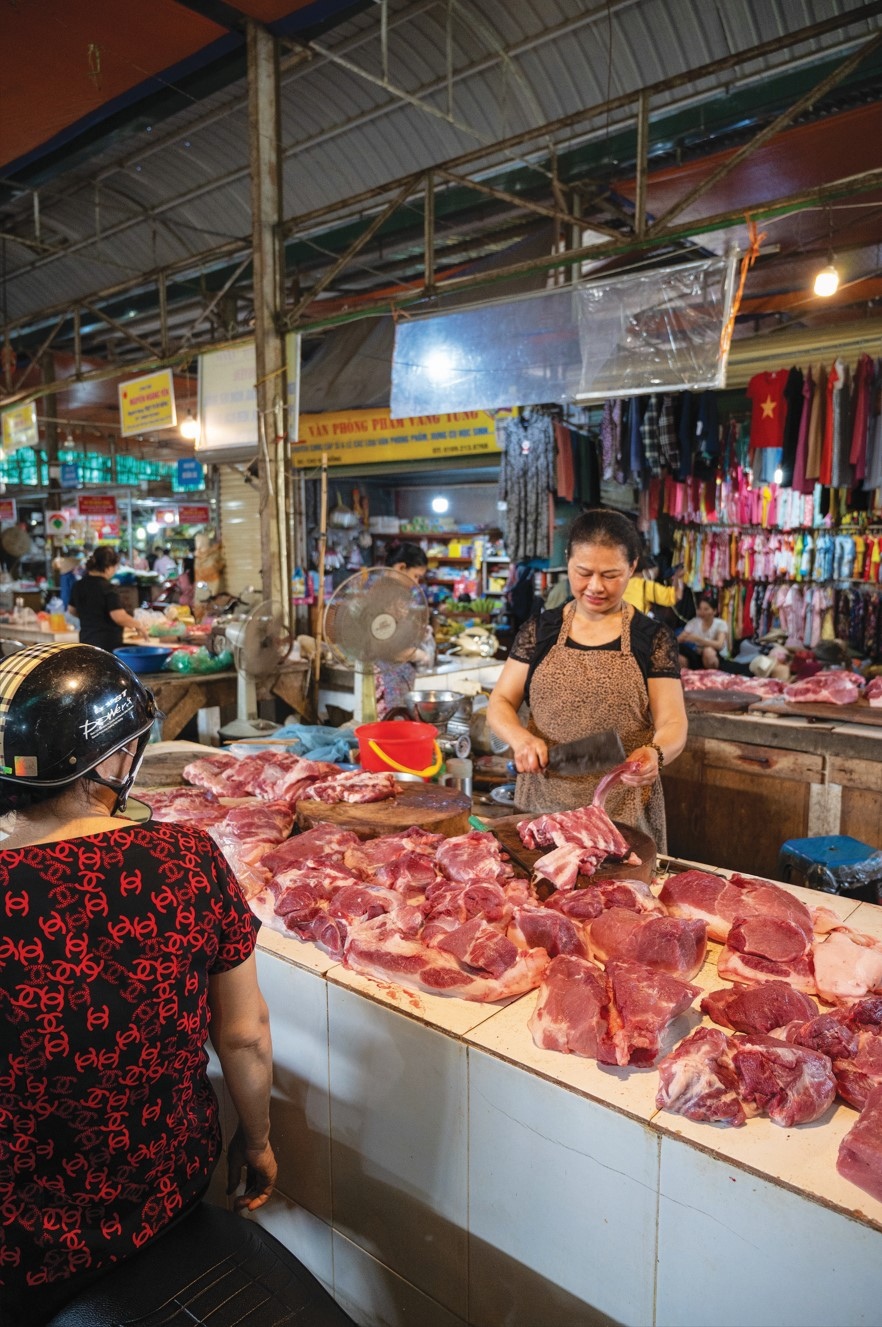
433,166,619,241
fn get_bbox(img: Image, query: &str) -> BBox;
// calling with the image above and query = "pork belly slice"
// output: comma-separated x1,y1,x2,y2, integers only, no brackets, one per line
656,1027,749,1126
301,770,397,804
717,916,816,995
730,1033,836,1127
837,1086,882,1204
587,909,707,980
701,982,818,1035
144,785,229,827
528,955,613,1059
182,751,238,792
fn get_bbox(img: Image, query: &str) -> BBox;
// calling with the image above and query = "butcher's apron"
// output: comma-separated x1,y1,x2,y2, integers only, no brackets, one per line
515,600,666,850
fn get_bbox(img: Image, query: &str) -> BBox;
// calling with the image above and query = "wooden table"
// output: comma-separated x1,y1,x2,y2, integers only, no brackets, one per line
146,661,311,740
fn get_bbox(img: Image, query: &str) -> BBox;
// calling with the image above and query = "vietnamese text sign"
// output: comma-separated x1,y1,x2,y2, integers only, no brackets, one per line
60,463,80,487
198,344,257,451
0,499,17,522
118,369,176,436
1,402,38,453
292,409,500,468
177,504,211,524
78,494,118,518
176,457,205,487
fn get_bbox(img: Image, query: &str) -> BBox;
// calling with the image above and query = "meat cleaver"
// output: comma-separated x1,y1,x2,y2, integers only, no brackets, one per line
545,729,626,777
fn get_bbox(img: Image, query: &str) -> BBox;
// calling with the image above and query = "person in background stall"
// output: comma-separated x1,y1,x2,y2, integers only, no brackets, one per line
677,594,730,670
51,547,82,609
487,508,687,848
175,555,196,609
375,541,434,717
68,546,146,651
624,554,685,616
153,546,177,578
0,645,277,1326
130,547,149,572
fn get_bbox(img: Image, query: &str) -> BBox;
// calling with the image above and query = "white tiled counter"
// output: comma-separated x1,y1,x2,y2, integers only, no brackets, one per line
234,880,882,1327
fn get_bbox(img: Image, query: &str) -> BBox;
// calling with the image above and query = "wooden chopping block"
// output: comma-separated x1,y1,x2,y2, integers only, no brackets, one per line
486,814,656,887
295,783,471,839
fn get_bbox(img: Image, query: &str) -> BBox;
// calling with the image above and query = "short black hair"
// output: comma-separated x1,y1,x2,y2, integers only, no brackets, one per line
389,541,428,569
566,509,642,564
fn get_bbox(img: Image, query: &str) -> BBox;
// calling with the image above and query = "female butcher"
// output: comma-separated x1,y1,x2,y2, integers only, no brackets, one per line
487,508,687,848
0,644,277,1326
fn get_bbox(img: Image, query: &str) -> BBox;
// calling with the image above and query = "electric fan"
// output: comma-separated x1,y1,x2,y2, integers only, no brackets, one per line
323,568,429,723
221,599,291,739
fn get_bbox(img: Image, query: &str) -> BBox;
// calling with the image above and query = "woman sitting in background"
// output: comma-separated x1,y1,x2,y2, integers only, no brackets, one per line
678,595,730,670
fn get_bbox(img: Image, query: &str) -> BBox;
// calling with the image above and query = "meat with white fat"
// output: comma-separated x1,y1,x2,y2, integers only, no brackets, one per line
586,909,707,979
656,1027,750,1126
701,982,818,1035
730,1033,836,1126
837,1086,882,1203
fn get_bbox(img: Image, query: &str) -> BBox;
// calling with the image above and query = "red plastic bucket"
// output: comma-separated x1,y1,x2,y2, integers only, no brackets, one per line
355,720,441,779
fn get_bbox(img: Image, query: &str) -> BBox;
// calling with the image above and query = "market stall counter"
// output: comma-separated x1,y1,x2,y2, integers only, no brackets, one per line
238,866,882,1327
148,660,310,740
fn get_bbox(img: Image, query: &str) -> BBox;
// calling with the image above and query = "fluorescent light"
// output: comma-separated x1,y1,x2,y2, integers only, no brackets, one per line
431,495,449,514
813,263,839,297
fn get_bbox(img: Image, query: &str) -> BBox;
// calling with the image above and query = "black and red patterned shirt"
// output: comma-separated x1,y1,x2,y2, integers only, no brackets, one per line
0,822,257,1307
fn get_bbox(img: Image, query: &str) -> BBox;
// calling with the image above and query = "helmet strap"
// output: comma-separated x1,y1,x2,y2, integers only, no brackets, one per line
85,730,152,815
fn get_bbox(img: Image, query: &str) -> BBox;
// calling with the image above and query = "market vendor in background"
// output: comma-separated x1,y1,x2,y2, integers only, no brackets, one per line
677,594,730,670
153,545,178,578
487,509,687,848
68,546,146,650
375,541,435,718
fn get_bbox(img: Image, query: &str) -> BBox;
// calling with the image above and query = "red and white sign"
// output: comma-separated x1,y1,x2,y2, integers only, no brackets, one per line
0,498,17,522
177,504,211,525
46,510,69,534
78,494,118,517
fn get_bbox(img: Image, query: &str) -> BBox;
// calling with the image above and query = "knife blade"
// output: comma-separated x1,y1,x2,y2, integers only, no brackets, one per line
545,729,627,777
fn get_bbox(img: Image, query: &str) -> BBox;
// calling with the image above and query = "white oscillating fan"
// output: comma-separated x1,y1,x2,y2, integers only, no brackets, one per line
323,568,429,723
222,599,291,738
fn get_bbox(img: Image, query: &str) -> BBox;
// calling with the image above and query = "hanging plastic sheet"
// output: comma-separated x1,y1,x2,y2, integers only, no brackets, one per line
390,253,738,417
576,254,738,400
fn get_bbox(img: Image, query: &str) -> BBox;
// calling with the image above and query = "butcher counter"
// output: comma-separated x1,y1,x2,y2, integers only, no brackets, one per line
664,704,882,882
200,860,882,1327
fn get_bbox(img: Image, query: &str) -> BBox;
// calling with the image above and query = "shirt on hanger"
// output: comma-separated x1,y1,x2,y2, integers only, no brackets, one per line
747,369,789,448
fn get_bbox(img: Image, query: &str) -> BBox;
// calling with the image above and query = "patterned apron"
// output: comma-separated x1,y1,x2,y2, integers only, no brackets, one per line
515,601,667,850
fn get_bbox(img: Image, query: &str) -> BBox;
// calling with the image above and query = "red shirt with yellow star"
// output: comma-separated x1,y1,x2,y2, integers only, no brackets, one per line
747,369,789,448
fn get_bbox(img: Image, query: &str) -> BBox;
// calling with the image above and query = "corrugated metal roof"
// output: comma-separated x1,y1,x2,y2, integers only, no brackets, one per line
3,0,880,327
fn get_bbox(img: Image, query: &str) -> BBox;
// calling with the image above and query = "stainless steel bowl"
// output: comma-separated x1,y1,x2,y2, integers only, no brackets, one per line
405,689,463,726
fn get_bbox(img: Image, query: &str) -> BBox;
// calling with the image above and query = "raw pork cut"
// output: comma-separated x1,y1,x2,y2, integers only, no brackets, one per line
812,925,882,1003
730,1033,836,1126
717,915,816,994
833,1030,882,1110
701,982,818,1034
209,800,295,897
528,955,613,1059
344,914,547,1001
784,671,862,705
144,785,229,828
530,843,585,890
182,751,237,792
432,917,519,977
344,826,443,876
837,1086,882,1204
784,1010,858,1062
521,791,640,888
660,870,812,944
424,878,511,926
262,756,339,801
548,878,662,919
260,824,361,876
604,960,700,1067
508,905,589,960
435,831,513,885
586,909,707,979
656,1027,749,1126
679,669,742,691
301,769,397,804
327,883,399,923
867,676,882,708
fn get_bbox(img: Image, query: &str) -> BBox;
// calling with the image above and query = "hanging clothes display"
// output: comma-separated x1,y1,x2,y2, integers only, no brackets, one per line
497,409,556,562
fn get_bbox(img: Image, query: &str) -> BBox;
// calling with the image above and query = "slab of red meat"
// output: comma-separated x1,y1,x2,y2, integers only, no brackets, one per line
661,869,812,944
182,751,237,791
344,826,443,875
680,669,742,691
812,925,882,1003
344,913,548,1001
784,671,863,705
433,917,519,977
211,751,285,798
301,770,397,804
424,878,511,926
867,676,882,708
784,1010,858,1062
717,918,816,996
727,677,786,697
587,909,707,979
528,955,614,1058
327,883,399,923
144,786,229,828
730,1033,837,1126
531,843,585,890
435,831,513,885
249,750,306,797
548,878,662,921
519,804,632,857
508,905,589,959
833,1032,882,1110
311,914,349,958
211,799,294,849
260,824,361,876
272,883,324,937
702,982,818,1034
604,959,700,1067
837,1085,882,1203
656,1027,750,1126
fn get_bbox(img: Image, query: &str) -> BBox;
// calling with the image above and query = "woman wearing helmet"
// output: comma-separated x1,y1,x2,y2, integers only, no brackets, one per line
0,645,277,1326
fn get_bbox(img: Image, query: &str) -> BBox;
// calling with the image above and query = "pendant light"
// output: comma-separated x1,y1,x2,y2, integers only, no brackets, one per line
813,258,839,298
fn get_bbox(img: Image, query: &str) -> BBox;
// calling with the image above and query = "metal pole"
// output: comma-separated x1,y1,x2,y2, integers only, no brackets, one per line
424,170,435,295
247,20,288,621
634,89,649,238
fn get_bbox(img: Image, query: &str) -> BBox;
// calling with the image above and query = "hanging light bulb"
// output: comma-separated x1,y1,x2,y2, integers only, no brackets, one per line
180,409,200,441
813,256,839,298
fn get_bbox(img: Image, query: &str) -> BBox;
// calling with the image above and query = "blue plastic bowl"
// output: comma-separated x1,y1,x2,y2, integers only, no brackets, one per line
114,645,174,674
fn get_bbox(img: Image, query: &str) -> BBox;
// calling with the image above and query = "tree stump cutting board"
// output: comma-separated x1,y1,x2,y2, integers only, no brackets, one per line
485,814,656,889
295,784,472,840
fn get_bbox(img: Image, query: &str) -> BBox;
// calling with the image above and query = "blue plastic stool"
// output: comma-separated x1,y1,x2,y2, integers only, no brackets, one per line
778,834,882,901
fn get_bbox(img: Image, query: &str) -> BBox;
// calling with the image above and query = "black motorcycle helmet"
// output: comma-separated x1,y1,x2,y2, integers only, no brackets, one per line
0,643,157,812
